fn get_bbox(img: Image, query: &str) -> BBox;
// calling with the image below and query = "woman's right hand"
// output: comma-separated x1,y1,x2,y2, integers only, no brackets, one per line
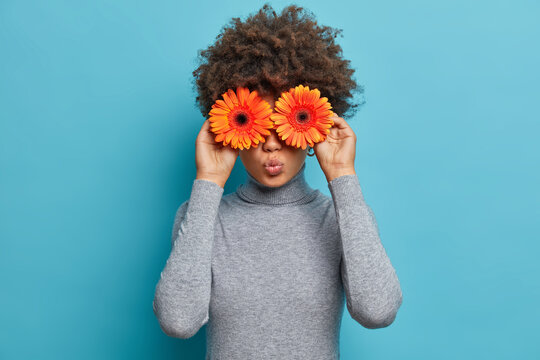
195,119,239,188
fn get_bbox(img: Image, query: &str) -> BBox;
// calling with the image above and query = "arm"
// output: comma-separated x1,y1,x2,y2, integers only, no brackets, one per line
152,178,224,339
328,174,403,329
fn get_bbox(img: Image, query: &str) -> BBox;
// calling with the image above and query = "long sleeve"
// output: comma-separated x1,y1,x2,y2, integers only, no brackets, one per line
153,179,224,339
328,174,403,329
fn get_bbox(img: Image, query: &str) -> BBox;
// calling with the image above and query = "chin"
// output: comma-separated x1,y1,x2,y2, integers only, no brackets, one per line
262,172,289,187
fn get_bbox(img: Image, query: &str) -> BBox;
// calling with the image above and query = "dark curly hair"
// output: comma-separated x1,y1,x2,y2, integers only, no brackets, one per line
191,3,365,120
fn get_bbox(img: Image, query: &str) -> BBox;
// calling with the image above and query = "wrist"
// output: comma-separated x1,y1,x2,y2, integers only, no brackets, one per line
196,173,226,188
325,167,356,183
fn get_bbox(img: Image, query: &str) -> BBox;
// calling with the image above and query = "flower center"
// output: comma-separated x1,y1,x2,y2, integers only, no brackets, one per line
296,110,310,124
237,113,247,124
233,111,249,126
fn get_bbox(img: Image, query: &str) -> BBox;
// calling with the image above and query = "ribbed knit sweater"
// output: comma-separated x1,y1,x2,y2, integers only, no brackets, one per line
153,162,403,359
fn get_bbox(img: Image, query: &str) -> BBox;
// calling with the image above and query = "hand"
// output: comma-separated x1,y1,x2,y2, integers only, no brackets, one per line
313,114,357,182
195,119,239,188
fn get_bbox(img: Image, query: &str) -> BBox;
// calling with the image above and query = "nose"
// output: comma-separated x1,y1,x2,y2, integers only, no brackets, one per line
262,128,282,152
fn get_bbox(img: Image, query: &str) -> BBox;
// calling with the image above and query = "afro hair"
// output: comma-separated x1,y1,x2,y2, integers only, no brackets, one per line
191,3,365,120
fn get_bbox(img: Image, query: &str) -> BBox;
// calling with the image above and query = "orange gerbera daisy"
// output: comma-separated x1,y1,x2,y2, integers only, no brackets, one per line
208,87,274,150
270,84,335,150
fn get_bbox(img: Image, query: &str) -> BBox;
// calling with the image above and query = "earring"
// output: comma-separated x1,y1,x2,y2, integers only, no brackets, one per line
307,146,315,157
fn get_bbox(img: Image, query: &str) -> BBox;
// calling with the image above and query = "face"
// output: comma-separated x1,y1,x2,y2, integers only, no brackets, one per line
239,92,309,187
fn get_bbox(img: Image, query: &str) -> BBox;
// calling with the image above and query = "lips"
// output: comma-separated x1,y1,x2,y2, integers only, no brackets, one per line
264,158,284,175
264,159,283,167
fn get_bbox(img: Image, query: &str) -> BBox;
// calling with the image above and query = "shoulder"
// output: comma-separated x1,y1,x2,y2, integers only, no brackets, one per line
308,190,338,222
214,191,254,216
172,190,239,220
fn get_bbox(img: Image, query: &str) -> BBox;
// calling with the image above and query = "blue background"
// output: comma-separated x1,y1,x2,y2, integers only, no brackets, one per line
1,0,539,359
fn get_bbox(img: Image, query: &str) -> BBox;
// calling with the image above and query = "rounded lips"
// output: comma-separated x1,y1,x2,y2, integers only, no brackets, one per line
264,159,283,167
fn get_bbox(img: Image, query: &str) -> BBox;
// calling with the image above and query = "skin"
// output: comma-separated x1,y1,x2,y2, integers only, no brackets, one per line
237,93,308,188
195,91,357,188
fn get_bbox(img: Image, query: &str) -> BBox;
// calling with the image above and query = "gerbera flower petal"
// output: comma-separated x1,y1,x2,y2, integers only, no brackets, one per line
302,86,311,104
246,90,259,104
209,107,230,115
281,91,297,109
275,100,291,113
307,88,319,104
270,114,288,126
271,84,335,148
315,96,330,109
291,131,299,147
227,89,240,105
276,124,289,132
237,87,248,106
300,133,307,150
307,126,322,143
225,130,235,144
208,87,274,149
215,99,229,110
281,126,294,140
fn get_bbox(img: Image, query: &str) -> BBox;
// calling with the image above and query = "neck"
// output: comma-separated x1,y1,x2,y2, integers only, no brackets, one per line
236,162,317,205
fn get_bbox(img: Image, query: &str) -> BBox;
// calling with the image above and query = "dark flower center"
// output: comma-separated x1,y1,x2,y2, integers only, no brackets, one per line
236,112,248,125
296,110,310,123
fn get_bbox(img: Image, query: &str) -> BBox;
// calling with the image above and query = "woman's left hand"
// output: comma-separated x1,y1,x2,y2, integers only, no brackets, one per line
313,114,357,182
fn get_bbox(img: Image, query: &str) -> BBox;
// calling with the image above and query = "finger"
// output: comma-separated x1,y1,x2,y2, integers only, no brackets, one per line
202,118,211,131
330,114,350,130
198,119,216,143
205,119,217,137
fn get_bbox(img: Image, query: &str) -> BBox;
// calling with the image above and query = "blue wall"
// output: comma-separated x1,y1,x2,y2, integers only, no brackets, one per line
1,0,539,359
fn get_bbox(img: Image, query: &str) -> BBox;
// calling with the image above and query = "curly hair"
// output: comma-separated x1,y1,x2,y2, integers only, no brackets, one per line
191,3,364,120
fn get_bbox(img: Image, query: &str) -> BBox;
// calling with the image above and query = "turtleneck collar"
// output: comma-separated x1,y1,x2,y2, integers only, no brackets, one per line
236,162,318,206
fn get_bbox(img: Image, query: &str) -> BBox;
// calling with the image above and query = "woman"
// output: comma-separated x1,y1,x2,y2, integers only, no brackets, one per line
153,4,403,359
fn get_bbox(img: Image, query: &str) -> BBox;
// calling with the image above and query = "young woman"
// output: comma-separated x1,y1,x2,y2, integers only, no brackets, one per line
153,4,403,359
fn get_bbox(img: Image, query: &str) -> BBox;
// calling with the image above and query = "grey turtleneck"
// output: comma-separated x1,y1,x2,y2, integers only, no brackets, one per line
153,162,403,359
